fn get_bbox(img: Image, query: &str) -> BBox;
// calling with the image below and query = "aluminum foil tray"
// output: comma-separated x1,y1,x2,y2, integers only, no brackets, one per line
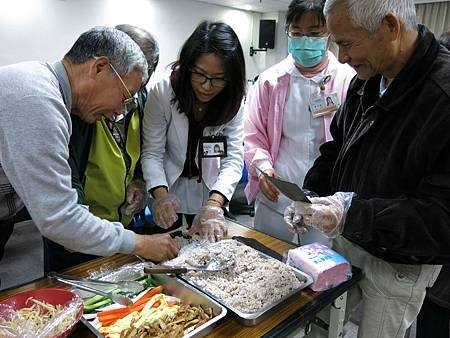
83,273,227,338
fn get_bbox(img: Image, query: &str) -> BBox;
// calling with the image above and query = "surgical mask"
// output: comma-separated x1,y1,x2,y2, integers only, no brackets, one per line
288,36,328,68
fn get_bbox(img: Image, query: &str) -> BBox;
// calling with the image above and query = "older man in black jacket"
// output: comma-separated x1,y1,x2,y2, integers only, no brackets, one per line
284,0,450,337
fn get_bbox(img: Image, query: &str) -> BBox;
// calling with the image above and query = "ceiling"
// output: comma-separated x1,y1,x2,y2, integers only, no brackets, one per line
193,0,291,13
193,0,450,13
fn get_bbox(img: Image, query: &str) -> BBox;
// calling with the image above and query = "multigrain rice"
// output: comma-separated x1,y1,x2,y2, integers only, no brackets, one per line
170,240,302,313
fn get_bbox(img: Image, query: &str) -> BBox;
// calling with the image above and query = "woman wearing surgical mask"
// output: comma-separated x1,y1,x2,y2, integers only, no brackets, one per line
244,0,355,244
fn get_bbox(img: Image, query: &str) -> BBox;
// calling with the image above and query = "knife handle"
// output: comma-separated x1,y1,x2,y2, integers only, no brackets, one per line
144,266,188,274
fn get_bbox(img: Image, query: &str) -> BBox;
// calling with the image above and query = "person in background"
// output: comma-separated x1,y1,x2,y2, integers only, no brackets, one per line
141,20,246,242
244,0,355,244
284,0,449,337
439,30,450,50
48,25,160,272
415,30,450,338
0,26,178,274
0,207,29,261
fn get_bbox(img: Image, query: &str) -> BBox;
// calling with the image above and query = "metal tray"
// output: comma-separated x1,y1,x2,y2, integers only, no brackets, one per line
178,239,313,326
82,274,227,338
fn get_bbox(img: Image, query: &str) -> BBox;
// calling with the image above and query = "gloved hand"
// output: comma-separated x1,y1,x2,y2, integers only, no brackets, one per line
188,205,227,242
283,190,320,234
284,192,355,238
258,169,280,202
152,194,180,229
122,180,147,216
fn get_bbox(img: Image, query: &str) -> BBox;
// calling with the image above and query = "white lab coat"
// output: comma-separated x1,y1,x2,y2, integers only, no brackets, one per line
141,73,244,214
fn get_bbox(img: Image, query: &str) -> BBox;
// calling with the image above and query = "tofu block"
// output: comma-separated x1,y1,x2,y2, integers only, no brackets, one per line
287,242,352,291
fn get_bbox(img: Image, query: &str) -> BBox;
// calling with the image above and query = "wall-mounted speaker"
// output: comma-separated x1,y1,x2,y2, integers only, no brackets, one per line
259,19,276,49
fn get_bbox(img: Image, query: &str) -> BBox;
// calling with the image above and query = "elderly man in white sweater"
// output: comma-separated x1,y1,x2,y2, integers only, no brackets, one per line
0,26,178,273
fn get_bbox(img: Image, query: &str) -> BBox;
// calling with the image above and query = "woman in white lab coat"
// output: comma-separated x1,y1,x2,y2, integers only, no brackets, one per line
244,0,355,244
141,20,246,242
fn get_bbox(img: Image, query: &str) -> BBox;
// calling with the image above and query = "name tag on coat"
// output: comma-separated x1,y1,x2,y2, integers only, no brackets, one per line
309,92,340,118
200,135,227,158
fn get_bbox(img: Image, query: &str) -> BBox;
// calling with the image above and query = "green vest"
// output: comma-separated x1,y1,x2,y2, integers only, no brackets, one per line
84,113,140,226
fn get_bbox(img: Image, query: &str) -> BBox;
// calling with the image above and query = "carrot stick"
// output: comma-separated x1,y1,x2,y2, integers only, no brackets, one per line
167,300,178,307
129,302,146,313
125,298,161,313
98,286,163,318
133,286,163,307
100,318,119,327
97,307,130,318
98,286,166,326
98,312,128,321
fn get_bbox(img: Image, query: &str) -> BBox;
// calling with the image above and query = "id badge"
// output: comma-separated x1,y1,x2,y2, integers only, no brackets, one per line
309,92,340,118
200,135,227,158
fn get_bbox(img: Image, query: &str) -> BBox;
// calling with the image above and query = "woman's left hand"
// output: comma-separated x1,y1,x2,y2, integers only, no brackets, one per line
188,205,228,242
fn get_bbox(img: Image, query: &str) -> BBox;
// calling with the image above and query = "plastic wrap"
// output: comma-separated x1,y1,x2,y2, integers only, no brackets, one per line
287,242,352,291
0,297,82,338
163,239,223,268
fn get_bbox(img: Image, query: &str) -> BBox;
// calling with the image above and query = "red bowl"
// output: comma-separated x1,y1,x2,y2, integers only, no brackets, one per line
0,288,83,338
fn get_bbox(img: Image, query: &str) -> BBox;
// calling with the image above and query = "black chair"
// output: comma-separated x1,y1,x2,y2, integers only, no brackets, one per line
229,165,255,218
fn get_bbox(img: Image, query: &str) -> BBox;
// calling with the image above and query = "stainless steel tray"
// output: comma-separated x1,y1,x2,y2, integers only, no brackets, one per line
83,273,227,338
178,239,313,326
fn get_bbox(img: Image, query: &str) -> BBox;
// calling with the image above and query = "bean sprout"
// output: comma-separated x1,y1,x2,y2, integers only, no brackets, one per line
0,297,78,338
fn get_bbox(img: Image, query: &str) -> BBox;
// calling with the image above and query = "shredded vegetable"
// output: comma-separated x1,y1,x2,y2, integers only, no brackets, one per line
98,293,213,338
0,297,78,338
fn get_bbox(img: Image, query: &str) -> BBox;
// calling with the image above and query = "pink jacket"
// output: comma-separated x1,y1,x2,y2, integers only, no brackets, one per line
244,53,355,203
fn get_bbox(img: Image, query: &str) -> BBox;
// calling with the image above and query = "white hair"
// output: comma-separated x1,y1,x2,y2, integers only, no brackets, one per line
65,26,149,84
323,0,417,33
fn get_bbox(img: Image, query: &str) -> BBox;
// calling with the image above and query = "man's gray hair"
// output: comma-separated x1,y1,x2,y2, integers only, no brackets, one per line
324,0,417,33
64,26,148,84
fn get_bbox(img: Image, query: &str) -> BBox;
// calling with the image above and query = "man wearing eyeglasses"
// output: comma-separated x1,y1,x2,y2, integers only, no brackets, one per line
58,25,164,273
0,26,178,272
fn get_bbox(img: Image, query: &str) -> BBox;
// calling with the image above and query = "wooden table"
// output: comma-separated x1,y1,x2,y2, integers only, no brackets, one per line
0,220,361,338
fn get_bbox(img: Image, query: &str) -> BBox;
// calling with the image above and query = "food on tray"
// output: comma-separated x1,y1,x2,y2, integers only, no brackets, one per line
168,240,303,313
98,290,213,338
80,262,223,336
286,242,352,291
96,286,164,327
83,274,154,313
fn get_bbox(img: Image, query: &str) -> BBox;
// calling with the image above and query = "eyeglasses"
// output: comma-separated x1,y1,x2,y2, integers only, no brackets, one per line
286,31,329,39
190,70,227,88
109,63,138,111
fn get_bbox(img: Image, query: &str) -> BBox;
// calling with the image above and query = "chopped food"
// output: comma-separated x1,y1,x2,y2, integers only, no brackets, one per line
98,292,214,338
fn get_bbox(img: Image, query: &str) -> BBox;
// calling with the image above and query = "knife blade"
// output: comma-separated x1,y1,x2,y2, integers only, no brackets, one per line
255,167,311,203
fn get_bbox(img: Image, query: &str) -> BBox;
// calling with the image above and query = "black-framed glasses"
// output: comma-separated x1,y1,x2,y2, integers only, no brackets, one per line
286,30,329,39
109,63,138,111
190,70,227,88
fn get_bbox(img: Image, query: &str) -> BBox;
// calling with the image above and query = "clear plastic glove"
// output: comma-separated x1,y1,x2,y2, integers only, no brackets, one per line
188,205,227,242
152,194,180,229
283,204,310,235
284,192,355,238
283,190,320,234
122,180,147,215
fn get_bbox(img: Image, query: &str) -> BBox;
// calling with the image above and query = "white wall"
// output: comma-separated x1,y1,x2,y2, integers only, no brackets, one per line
0,0,287,84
